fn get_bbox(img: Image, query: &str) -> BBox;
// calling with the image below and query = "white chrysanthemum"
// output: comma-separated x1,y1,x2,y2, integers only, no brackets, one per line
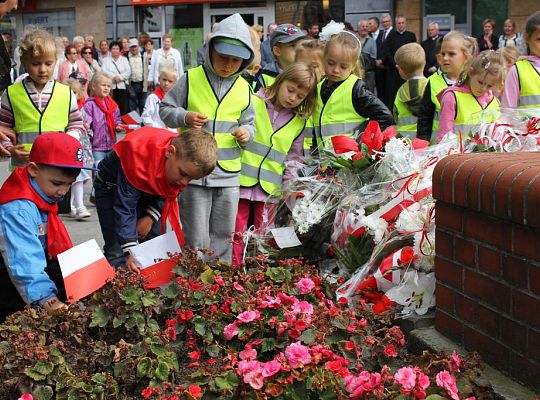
292,197,327,234
360,215,388,244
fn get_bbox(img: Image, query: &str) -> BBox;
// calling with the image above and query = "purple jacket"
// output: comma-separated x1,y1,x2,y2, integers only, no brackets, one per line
84,96,121,151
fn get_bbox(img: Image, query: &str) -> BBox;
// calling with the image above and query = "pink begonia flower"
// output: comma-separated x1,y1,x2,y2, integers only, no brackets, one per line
18,395,33,400
214,275,225,286
449,351,463,372
240,348,257,361
295,277,316,294
262,359,281,377
238,360,265,390
259,295,281,309
223,322,240,340
394,367,417,393
384,344,397,357
292,299,314,315
233,282,245,292
284,342,312,368
344,371,383,397
417,372,430,389
435,370,460,400
236,310,261,323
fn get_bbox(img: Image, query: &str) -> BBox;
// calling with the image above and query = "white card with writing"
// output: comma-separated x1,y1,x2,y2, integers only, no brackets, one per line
270,227,302,249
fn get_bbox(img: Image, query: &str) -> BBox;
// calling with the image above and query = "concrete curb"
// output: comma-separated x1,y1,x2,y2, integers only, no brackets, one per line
407,326,540,400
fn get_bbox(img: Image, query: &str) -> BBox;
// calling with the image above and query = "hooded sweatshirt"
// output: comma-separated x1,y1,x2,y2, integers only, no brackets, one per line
159,13,255,187
394,76,428,117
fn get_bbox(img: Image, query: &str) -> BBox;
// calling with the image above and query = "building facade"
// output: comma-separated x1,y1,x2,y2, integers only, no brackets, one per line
0,0,536,68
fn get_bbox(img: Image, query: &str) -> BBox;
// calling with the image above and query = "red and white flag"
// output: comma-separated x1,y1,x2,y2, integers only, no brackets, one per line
129,231,181,289
121,111,142,133
57,239,116,302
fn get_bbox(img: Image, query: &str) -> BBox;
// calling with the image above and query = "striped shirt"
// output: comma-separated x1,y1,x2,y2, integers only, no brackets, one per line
0,78,85,148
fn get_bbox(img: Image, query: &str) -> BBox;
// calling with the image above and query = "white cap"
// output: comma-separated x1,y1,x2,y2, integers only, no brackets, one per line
128,38,139,47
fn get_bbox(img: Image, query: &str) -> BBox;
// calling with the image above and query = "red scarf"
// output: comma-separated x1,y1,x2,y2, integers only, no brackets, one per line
0,168,73,259
114,127,185,247
153,86,166,101
93,96,118,141
77,98,85,110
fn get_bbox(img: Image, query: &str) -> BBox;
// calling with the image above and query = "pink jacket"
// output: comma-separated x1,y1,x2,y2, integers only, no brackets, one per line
56,59,90,98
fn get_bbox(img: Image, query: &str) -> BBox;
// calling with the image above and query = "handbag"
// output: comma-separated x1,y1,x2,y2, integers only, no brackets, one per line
111,59,133,95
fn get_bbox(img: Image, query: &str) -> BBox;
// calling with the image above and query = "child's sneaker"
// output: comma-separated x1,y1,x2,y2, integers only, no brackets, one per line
70,207,77,218
75,207,91,220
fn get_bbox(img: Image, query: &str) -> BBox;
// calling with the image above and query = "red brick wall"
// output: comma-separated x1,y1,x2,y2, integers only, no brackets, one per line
432,153,540,391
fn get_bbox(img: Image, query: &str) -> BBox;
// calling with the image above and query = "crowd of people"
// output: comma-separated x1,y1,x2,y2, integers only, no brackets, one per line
0,0,538,320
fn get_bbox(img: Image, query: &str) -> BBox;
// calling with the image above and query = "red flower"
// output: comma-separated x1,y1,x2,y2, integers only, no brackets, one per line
141,387,159,399
188,351,201,360
384,344,397,357
188,385,202,398
372,295,395,314
345,340,356,351
411,138,429,149
176,310,194,323
361,121,384,153
398,247,417,265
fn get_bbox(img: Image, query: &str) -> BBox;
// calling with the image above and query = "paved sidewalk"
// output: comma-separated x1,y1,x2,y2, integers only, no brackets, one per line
0,159,104,248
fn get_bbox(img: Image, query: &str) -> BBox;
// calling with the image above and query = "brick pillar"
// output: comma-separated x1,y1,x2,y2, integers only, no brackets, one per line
432,153,540,391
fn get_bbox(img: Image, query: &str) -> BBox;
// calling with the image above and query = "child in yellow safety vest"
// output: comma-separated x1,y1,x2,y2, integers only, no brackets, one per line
502,11,540,108
393,43,428,139
437,50,506,142
312,31,393,153
0,28,85,168
232,62,318,266
160,13,255,264
417,31,476,141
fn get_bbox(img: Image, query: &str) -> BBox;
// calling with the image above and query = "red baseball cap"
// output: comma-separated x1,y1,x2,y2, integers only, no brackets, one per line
29,132,98,171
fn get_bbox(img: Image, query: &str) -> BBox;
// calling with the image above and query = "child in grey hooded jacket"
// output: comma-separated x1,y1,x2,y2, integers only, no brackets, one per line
160,13,255,264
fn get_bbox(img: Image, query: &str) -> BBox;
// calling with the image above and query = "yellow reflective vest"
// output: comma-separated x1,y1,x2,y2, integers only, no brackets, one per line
428,72,450,137
260,72,277,89
240,96,305,196
453,90,500,135
515,59,540,108
7,81,71,146
313,75,367,150
186,66,251,173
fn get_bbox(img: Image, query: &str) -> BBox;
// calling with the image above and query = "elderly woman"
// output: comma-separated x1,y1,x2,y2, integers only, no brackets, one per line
72,35,85,57
57,44,90,98
81,45,101,81
477,18,498,51
101,40,131,115
498,19,523,52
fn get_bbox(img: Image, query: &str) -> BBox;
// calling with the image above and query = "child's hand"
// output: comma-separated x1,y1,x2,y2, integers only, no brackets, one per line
232,127,249,143
8,144,30,164
136,215,154,241
125,255,141,273
186,112,208,129
115,125,123,132
42,296,68,313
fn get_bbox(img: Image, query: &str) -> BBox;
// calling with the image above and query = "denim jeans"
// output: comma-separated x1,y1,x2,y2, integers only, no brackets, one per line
94,177,162,267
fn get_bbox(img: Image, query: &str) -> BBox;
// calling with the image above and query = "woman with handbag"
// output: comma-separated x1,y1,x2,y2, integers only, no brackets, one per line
101,41,131,115
57,45,90,99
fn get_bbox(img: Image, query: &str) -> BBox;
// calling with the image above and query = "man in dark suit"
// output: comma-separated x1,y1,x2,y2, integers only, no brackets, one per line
375,13,393,106
421,22,441,77
382,15,416,109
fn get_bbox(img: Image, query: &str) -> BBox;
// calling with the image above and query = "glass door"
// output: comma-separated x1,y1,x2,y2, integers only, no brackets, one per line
203,2,275,38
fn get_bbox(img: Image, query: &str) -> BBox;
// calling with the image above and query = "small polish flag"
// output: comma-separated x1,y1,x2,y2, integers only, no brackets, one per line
57,239,116,303
129,231,181,289
121,111,142,133
121,110,142,125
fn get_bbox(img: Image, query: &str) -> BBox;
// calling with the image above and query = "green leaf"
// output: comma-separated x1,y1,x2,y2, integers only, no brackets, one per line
33,385,54,400
154,361,170,381
193,290,205,300
161,283,180,299
92,373,107,385
32,360,55,376
119,287,141,305
200,267,215,283
215,376,233,390
195,323,206,336
261,337,276,353
331,318,348,330
150,344,167,356
266,267,291,283
137,357,152,378
319,388,337,400
112,314,128,328
206,344,221,358
298,329,316,344
425,396,447,400
90,305,111,328
141,292,159,307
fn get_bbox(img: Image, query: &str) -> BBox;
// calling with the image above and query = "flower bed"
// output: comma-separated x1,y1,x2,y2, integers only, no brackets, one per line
1,251,495,399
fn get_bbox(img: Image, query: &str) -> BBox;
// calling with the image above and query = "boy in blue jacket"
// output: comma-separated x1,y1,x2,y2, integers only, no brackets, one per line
0,132,97,322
